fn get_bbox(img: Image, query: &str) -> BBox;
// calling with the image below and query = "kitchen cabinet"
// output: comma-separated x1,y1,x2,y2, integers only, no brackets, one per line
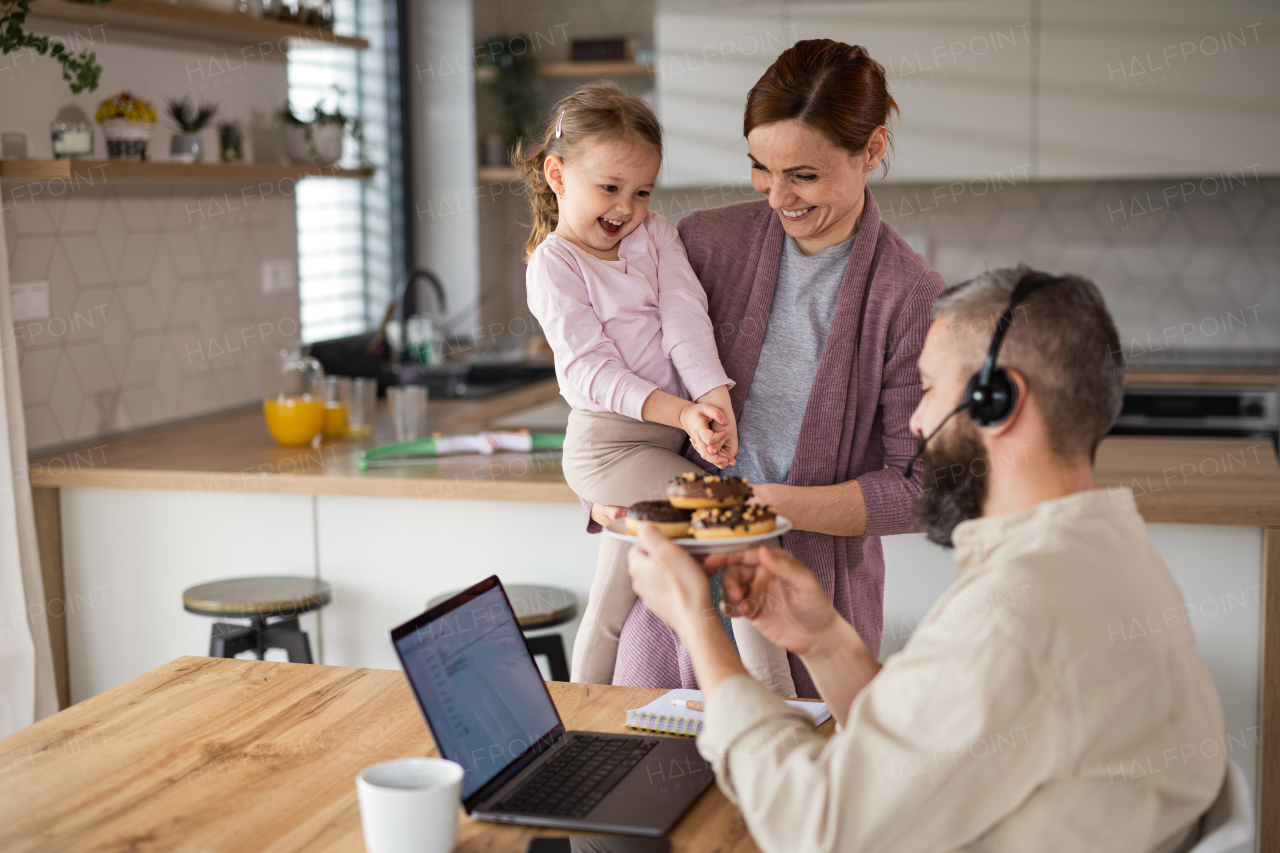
1037,0,1280,180
655,0,1034,187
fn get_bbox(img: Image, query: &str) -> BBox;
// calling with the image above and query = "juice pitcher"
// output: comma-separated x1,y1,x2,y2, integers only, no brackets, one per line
264,349,326,447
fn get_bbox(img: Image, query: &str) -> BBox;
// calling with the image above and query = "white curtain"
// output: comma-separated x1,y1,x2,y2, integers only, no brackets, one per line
0,207,58,736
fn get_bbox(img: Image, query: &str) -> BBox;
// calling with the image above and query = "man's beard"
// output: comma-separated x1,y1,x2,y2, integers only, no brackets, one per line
913,419,989,548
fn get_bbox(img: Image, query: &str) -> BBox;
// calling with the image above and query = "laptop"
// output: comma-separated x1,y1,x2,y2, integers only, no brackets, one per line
390,576,716,836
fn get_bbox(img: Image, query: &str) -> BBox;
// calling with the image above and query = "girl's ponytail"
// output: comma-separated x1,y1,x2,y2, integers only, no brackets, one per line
517,141,560,261
518,82,663,262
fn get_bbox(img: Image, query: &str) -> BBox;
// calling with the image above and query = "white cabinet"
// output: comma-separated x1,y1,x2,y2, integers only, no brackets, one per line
656,0,1034,187
656,7,791,188
657,0,1280,186
59,488,318,703
314,495,598,672
795,0,1035,184
57,487,600,698
1037,0,1280,179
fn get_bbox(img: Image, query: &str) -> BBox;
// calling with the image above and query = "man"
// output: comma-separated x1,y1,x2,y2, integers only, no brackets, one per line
628,267,1226,852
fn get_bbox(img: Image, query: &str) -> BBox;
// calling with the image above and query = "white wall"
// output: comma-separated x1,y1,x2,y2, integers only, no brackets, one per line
405,0,481,335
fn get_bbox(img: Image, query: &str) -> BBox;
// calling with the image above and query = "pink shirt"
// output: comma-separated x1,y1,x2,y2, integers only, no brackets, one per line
526,211,732,420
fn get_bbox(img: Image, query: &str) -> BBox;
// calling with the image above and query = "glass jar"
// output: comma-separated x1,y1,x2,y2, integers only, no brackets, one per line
50,122,94,160
263,350,326,447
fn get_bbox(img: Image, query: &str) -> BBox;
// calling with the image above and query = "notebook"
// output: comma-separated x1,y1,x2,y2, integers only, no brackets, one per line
625,688,831,737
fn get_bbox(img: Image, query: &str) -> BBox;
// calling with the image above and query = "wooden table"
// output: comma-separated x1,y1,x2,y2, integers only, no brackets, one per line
0,657,805,852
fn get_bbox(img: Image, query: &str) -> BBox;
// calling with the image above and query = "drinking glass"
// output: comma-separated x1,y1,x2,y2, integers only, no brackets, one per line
346,377,377,440
321,376,351,440
387,385,428,443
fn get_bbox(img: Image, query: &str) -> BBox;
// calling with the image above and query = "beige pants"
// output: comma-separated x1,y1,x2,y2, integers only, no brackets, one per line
562,410,795,696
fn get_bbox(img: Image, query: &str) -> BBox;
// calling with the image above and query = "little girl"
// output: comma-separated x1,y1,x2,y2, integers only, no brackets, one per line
521,83,794,696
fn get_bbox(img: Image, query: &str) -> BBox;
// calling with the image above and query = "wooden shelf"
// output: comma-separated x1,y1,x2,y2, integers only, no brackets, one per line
0,160,374,181
477,165,519,182
539,61,654,79
29,0,369,50
475,61,654,84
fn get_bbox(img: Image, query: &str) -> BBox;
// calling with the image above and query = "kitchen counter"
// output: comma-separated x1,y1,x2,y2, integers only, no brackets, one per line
28,378,579,504
27,390,1280,525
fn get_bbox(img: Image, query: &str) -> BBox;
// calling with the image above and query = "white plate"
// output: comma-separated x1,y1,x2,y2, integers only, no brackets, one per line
604,515,793,554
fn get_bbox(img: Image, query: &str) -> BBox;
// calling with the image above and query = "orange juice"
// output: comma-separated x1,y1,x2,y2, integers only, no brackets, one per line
322,401,349,440
263,396,324,446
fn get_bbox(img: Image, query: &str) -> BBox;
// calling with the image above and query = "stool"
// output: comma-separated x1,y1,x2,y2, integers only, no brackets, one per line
184,576,333,664
428,583,577,681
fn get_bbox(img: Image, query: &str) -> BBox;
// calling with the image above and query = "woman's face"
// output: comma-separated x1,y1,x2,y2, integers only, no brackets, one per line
747,119,886,254
544,135,660,261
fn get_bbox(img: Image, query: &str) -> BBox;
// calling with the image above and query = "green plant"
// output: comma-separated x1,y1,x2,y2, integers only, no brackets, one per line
277,88,364,157
475,34,543,151
218,119,243,158
166,96,217,133
1,0,110,93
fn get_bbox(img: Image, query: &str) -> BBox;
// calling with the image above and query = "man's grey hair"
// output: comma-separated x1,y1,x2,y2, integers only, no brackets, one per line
931,265,1125,461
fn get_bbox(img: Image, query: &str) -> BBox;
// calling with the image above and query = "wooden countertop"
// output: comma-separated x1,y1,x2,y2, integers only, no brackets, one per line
26,384,1280,525
28,379,579,504
0,656,783,853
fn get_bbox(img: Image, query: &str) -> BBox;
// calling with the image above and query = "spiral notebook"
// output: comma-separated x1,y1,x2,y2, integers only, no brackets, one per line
625,688,831,737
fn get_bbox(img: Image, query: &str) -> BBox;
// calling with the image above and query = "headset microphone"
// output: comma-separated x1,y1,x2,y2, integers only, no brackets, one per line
901,271,1062,479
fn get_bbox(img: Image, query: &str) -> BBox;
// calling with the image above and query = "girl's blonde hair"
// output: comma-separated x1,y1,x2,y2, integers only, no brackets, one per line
517,82,663,261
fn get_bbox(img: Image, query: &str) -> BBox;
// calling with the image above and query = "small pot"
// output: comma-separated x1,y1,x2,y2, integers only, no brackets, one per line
282,121,343,166
100,119,153,161
170,132,203,163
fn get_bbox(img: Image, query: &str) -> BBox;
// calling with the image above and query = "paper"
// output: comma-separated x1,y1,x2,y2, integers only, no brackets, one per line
626,688,830,737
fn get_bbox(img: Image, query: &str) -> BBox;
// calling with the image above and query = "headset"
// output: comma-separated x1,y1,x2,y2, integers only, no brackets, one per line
902,271,1063,478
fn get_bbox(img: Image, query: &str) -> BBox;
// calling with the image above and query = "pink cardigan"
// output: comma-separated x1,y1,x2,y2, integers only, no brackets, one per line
584,190,943,694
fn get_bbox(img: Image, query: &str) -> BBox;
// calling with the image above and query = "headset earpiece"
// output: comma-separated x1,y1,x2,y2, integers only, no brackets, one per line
964,368,1017,427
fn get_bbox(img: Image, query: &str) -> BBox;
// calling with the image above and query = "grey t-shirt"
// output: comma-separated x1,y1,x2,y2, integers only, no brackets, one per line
723,233,854,486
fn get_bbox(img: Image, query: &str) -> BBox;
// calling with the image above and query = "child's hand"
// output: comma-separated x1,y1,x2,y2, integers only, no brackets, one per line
680,402,736,468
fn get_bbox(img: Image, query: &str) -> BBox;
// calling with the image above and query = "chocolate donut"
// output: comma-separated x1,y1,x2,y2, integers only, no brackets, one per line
665,472,753,509
690,505,777,539
625,500,694,538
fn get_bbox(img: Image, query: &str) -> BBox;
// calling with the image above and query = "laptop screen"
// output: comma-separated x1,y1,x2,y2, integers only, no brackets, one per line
393,579,562,799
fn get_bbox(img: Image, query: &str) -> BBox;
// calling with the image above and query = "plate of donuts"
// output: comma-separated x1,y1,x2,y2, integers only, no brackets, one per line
602,473,792,554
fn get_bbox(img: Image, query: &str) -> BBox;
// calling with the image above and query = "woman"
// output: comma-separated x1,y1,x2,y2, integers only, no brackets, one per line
586,39,945,698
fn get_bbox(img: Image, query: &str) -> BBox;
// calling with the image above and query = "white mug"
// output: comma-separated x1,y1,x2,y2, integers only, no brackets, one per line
356,757,464,853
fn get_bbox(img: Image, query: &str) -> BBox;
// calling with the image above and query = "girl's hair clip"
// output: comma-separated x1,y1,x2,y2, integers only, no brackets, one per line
555,110,565,139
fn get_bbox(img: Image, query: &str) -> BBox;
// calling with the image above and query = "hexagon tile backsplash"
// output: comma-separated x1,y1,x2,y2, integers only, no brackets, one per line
653,174,1280,362
878,175,1280,359
4,181,302,454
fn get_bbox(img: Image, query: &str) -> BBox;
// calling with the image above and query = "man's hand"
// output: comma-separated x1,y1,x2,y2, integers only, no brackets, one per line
627,524,718,636
591,502,626,528
706,547,841,657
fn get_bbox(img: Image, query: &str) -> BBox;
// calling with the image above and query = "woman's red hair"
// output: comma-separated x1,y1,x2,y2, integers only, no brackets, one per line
745,39,898,167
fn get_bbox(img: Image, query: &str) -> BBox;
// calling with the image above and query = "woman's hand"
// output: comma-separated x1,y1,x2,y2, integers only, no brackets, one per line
627,525,721,639
704,546,841,657
749,481,868,538
590,502,626,528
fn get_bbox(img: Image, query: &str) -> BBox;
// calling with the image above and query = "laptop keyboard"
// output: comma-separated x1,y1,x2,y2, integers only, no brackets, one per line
494,735,658,819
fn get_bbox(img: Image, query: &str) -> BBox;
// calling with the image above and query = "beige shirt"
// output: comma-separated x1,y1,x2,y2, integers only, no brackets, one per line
698,489,1225,853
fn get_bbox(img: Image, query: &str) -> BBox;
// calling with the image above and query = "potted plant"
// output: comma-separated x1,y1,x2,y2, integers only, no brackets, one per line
475,34,543,155
278,100,359,166
218,120,244,163
1,0,108,94
166,97,217,163
95,93,158,161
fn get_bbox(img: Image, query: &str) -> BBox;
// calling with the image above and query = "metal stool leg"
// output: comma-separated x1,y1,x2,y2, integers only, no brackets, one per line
209,622,258,658
263,616,314,664
525,634,570,682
